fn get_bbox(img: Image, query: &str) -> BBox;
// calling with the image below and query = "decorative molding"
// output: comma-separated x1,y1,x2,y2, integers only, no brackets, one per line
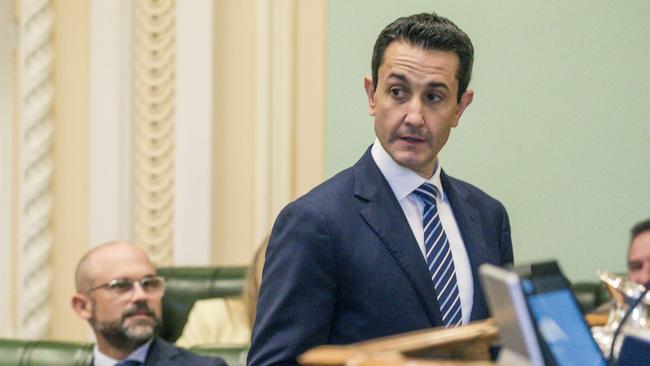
173,0,213,265
133,0,175,266
254,0,296,244
0,0,15,338
16,0,54,339
89,0,134,247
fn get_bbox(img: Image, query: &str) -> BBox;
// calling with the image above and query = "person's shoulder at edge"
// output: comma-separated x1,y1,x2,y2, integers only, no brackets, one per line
176,297,250,348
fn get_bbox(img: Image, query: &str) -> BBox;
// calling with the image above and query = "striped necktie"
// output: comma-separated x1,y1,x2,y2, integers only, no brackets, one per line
413,182,462,327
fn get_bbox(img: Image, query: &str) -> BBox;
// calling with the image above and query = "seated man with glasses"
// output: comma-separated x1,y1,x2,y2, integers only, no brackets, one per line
71,240,226,366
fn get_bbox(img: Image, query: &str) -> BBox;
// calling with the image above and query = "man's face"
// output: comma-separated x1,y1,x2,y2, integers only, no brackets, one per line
628,231,650,285
85,246,163,349
364,41,473,178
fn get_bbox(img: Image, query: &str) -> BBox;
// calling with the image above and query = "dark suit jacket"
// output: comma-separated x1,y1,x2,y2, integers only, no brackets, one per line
247,148,513,366
144,338,226,366
91,337,226,366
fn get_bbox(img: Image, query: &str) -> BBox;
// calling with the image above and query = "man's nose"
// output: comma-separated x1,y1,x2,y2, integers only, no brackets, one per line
130,281,149,301
404,97,424,126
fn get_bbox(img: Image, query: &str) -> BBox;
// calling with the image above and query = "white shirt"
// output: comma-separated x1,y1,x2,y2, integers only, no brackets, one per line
371,139,474,324
93,338,152,366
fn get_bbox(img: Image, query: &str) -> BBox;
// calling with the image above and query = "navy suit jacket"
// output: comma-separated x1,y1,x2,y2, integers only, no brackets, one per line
143,338,226,366
89,337,226,366
248,148,513,366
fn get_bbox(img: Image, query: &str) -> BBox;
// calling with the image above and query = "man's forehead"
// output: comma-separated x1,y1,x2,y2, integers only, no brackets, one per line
379,42,459,83
630,233,650,259
86,244,155,277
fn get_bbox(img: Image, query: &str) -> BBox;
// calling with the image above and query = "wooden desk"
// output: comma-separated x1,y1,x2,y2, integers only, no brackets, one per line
354,356,495,366
299,319,498,366
299,313,605,365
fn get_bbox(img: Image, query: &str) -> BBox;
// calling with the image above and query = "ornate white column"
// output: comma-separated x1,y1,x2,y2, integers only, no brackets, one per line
90,0,215,266
16,0,54,339
133,0,176,266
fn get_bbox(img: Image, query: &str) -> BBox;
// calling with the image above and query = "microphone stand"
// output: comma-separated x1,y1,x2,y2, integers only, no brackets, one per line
607,281,650,365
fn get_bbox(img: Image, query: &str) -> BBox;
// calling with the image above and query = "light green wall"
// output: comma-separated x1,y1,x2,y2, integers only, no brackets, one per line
326,0,650,281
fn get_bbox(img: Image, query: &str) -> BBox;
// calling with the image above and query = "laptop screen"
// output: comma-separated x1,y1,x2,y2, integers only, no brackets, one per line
522,279,606,366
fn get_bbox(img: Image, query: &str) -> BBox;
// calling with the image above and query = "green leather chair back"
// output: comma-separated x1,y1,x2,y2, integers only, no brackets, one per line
0,338,247,366
0,339,93,366
157,266,247,343
191,345,248,366
572,281,611,313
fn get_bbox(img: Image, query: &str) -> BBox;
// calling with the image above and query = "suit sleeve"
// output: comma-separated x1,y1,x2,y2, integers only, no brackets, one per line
247,198,338,366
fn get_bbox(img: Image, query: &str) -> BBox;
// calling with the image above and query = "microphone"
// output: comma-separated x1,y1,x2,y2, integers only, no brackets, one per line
607,281,650,365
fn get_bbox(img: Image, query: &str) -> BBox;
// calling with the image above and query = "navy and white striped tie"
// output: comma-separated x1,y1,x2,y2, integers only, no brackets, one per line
413,182,462,327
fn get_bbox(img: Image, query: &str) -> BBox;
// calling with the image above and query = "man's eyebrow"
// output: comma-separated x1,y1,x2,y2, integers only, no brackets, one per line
386,72,408,83
386,72,450,90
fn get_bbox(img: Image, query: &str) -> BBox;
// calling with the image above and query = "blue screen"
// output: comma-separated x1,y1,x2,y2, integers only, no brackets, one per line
525,287,606,366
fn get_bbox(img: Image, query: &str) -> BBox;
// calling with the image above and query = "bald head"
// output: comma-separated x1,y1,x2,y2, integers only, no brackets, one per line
72,240,163,359
75,241,155,292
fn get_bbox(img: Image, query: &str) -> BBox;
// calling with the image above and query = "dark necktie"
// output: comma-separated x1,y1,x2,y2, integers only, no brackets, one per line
115,360,142,366
413,182,462,327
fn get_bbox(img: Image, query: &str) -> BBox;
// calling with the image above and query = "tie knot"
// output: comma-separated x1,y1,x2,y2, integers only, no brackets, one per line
413,183,438,206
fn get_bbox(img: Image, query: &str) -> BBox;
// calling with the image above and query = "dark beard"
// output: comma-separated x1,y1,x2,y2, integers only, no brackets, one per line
92,303,162,351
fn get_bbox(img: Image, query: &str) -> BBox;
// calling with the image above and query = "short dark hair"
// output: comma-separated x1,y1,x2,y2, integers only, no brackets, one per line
628,218,650,260
371,12,474,102
632,218,650,242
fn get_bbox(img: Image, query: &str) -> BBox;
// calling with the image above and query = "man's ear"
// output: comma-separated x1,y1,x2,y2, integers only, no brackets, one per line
71,293,93,321
452,89,474,127
363,76,376,116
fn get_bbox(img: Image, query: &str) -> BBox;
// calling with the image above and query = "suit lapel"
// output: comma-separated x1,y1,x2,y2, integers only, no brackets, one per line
440,171,490,320
353,149,444,326
144,338,177,366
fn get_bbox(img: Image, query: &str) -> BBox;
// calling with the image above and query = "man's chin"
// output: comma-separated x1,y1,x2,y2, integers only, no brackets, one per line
96,322,154,350
393,155,434,177
124,324,154,341
123,317,158,340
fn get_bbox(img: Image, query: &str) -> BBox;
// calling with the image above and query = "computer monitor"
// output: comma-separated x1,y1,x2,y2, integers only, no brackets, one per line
480,262,606,366
480,263,545,366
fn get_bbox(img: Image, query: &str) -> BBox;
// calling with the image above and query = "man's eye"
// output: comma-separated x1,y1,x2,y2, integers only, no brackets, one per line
389,87,404,98
141,278,162,290
108,280,133,291
426,92,441,102
629,262,642,271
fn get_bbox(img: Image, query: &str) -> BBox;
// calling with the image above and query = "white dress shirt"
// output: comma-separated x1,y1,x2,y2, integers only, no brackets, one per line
93,337,152,366
371,139,474,324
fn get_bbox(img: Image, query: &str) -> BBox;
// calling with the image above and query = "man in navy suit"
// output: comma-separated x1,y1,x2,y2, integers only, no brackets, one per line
71,241,225,366
248,12,513,366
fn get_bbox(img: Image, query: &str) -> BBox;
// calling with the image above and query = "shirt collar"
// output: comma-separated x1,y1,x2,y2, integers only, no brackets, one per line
370,138,445,201
93,338,153,366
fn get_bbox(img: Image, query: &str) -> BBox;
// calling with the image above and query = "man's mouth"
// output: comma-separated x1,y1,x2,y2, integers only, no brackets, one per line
123,308,155,319
399,135,425,143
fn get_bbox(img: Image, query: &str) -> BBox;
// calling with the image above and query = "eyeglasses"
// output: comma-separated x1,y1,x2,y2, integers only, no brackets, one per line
86,276,166,297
